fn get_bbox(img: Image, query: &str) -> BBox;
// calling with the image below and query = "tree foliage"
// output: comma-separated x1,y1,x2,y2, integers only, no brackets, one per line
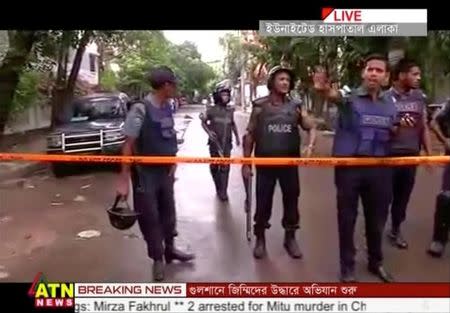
117,31,216,99
11,70,45,115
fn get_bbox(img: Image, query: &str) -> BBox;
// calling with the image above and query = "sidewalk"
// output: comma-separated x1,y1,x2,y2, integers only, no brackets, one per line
0,129,48,181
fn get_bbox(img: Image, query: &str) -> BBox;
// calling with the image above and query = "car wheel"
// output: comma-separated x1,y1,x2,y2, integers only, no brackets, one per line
52,163,69,178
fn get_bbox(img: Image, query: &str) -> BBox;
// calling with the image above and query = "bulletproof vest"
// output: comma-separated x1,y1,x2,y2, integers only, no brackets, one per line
134,99,178,174
388,89,425,155
207,105,234,147
333,94,396,157
254,97,301,157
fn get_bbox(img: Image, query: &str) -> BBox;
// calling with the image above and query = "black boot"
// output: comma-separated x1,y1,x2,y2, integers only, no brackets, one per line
152,259,164,282
283,231,303,259
164,240,195,264
388,227,408,249
212,173,221,195
339,268,357,283
368,264,394,283
427,241,446,258
218,170,229,202
253,233,267,259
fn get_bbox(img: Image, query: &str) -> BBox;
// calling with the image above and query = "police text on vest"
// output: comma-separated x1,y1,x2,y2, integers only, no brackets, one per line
268,124,292,133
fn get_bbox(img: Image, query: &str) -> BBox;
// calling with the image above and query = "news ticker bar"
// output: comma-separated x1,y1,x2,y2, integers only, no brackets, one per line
259,21,427,37
71,282,450,298
73,298,449,313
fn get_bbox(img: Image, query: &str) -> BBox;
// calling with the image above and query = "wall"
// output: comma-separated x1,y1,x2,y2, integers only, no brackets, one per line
4,104,51,135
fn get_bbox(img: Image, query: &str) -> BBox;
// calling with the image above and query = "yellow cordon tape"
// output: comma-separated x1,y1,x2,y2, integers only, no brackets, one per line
1,153,450,167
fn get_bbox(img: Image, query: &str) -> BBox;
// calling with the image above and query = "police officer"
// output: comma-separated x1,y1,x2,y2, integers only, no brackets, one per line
200,83,240,201
315,54,414,283
116,66,194,282
242,66,317,260
428,99,450,257
385,58,432,249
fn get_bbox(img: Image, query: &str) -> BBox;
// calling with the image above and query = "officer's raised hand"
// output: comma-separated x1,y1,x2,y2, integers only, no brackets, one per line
312,68,342,102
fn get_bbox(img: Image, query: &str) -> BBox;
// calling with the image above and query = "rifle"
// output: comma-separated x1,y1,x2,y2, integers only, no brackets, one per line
205,128,224,157
203,126,227,173
242,172,252,241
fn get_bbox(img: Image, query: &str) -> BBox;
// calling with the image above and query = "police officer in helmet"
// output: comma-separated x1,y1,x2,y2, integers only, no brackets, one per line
242,65,317,260
385,58,432,249
200,83,240,201
116,66,194,282
428,99,450,257
315,54,414,283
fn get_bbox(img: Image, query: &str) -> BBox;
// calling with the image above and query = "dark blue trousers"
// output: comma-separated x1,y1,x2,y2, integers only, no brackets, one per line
209,143,231,194
132,168,177,260
254,166,300,235
335,166,393,273
432,164,450,243
390,165,417,230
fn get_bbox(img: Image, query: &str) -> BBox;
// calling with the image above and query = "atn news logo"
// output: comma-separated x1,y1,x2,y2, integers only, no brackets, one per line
28,272,74,308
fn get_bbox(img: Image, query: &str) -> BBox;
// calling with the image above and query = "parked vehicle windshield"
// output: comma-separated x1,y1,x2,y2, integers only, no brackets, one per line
72,97,126,120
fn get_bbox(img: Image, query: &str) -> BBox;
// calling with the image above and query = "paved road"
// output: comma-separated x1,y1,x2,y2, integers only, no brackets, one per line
0,105,449,283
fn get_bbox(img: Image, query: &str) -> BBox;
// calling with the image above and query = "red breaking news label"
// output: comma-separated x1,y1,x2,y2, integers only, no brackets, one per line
186,283,450,298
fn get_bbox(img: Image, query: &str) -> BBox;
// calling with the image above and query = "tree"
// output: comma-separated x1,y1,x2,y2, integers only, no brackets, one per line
219,33,247,84
117,31,216,99
0,31,37,139
34,30,123,126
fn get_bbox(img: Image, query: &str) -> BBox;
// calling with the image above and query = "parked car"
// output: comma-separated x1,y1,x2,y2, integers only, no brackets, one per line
46,92,129,177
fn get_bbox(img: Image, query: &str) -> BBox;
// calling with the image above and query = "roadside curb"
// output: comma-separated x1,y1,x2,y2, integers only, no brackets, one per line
0,162,48,181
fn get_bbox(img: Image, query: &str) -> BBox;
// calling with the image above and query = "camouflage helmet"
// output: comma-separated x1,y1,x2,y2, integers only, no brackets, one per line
267,66,295,91
107,196,140,230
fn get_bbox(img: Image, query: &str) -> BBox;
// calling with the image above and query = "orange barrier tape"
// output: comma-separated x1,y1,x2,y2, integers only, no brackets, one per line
1,153,450,167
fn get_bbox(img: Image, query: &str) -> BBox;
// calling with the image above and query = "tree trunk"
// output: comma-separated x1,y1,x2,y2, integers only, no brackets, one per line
65,31,92,101
98,40,105,80
50,31,92,127
50,35,70,128
0,31,36,143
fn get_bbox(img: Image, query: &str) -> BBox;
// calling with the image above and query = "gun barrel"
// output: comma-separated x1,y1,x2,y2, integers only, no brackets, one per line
243,175,252,241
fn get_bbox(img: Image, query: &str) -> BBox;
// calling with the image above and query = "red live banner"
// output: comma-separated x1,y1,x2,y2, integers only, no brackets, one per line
186,283,450,298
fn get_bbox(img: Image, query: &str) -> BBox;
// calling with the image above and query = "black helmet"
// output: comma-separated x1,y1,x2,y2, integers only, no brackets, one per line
267,65,295,91
107,196,140,230
213,84,231,105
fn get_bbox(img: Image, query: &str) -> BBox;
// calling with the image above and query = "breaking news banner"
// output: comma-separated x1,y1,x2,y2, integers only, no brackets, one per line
22,279,450,313
259,8,427,37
